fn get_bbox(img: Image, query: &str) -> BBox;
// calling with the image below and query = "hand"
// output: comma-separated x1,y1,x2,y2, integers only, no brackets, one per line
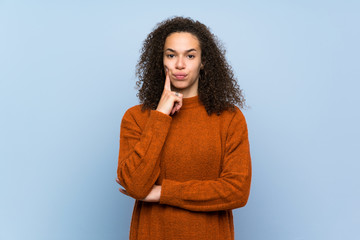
156,68,183,116
116,178,162,202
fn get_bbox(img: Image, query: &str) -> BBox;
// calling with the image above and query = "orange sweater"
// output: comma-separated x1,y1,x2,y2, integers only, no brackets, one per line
117,95,252,240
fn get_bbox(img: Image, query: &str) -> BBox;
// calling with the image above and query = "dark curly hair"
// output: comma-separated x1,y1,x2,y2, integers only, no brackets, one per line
135,16,246,116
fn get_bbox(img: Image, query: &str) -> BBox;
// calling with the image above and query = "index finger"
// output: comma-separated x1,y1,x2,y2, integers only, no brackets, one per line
164,68,171,91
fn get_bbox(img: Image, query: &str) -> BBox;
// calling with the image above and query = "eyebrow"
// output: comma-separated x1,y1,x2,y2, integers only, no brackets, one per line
164,48,197,53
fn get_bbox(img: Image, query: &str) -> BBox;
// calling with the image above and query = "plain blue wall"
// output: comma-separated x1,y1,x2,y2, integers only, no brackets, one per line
1,0,359,239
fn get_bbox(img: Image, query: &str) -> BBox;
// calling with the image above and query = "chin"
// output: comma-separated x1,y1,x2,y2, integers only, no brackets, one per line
172,82,188,89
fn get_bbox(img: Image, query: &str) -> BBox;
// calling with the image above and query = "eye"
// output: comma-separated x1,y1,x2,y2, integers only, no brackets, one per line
166,54,175,58
187,55,195,59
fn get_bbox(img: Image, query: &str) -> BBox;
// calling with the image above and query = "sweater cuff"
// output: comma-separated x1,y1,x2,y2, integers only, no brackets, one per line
150,109,172,122
148,110,172,132
159,179,181,206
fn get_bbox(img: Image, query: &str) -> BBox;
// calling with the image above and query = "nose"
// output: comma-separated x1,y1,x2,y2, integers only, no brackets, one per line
175,56,185,70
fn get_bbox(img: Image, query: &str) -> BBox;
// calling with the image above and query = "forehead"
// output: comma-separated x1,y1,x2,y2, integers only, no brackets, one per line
163,32,200,51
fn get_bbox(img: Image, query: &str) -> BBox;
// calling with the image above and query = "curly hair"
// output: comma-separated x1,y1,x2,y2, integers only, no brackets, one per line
135,16,246,116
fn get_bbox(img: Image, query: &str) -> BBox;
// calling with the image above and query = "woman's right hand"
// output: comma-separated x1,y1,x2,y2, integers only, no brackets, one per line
156,69,183,116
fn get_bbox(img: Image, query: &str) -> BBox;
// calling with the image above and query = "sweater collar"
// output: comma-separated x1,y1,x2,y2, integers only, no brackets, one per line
181,95,203,110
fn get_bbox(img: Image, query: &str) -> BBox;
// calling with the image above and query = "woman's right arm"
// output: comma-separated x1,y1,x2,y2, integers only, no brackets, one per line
118,69,183,200
117,108,172,200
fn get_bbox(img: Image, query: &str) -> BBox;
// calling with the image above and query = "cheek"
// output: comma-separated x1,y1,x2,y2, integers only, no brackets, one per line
192,63,202,73
193,60,202,70
163,59,171,69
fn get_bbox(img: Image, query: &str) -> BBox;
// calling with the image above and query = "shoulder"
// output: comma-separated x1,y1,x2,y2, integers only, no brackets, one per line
123,104,150,118
220,105,246,124
121,104,151,127
219,105,248,139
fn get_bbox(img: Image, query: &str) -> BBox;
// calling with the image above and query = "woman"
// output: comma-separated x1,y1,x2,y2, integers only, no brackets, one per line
116,16,251,240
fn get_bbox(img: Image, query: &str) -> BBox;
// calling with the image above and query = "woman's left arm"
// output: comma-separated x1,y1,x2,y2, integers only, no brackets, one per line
159,108,252,212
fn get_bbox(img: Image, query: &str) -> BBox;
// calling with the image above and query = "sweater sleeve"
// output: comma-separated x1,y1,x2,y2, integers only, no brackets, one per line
159,108,251,212
117,108,172,200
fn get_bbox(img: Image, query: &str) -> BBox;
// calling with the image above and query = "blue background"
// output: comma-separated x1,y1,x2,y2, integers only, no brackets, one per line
1,0,359,239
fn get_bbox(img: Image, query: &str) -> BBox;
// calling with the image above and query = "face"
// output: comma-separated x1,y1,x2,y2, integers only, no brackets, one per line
163,32,204,97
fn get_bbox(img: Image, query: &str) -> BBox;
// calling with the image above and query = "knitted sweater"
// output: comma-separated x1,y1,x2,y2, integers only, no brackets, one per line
117,95,252,240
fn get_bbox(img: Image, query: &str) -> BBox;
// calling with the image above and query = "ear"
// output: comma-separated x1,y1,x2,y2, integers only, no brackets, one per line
200,63,204,69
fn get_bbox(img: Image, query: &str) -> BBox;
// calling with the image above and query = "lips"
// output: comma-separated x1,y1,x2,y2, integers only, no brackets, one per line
173,73,187,80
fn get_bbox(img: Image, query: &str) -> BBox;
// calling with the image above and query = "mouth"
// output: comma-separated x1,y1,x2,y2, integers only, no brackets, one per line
173,74,187,80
